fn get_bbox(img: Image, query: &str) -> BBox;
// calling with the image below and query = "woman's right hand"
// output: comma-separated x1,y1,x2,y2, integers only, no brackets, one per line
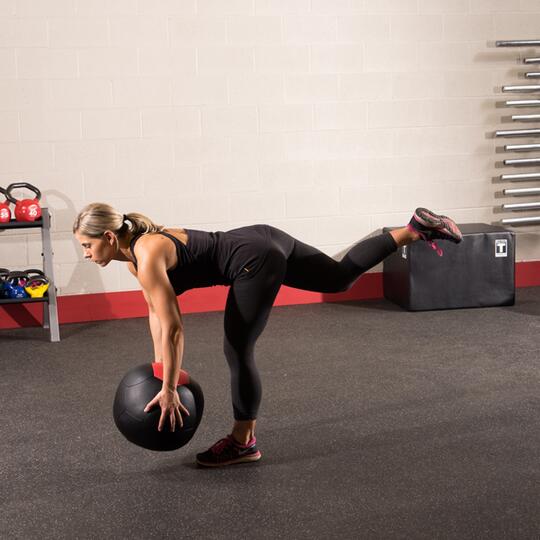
144,387,190,432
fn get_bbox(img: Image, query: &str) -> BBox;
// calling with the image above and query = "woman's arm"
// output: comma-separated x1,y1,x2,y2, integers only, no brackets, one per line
138,270,184,392
148,309,163,362
128,262,163,363
132,245,189,431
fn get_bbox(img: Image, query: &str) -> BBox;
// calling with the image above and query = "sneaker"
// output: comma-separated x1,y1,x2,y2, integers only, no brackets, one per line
407,207,463,257
196,435,262,468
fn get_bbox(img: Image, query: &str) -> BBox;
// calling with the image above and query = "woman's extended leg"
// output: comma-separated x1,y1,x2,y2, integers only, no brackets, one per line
278,229,399,293
273,207,462,293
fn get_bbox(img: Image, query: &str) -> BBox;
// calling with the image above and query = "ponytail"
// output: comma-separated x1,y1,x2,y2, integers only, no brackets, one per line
73,203,163,238
124,212,164,236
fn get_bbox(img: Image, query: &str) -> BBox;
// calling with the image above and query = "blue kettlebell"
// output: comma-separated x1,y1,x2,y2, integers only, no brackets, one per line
5,271,29,299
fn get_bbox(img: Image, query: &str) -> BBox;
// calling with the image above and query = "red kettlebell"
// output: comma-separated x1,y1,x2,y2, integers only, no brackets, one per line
6,182,42,222
0,187,12,223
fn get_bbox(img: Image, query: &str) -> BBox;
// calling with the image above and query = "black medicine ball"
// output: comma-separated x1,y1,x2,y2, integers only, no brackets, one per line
113,363,204,451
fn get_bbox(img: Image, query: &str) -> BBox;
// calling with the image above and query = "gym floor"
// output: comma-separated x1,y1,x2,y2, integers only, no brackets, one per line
2,288,540,540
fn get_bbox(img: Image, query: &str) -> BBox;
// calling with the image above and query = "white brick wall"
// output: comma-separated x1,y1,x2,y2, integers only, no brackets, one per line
259,104,312,133
48,18,108,48
141,107,201,138
17,49,78,79
82,109,140,139
0,2,538,297
47,79,113,109
229,74,284,104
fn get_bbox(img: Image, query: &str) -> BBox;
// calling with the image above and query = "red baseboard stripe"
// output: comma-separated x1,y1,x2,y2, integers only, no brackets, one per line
1,262,539,330
515,260,540,287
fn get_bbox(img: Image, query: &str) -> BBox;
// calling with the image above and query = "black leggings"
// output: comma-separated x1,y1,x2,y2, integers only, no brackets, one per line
223,226,398,421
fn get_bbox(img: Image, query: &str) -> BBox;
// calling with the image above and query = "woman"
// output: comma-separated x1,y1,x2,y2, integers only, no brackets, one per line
73,204,462,467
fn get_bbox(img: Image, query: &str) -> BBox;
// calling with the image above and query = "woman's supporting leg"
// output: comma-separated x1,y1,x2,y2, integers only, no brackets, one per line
196,248,287,466
223,248,286,427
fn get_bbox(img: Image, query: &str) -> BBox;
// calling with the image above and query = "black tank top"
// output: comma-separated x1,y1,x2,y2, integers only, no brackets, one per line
129,225,271,295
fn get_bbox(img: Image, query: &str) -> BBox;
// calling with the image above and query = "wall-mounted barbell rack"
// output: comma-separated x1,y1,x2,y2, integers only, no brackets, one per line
495,39,540,225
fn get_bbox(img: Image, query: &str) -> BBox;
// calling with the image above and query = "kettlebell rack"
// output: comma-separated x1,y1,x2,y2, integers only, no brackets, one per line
495,39,540,225
0,207,60,342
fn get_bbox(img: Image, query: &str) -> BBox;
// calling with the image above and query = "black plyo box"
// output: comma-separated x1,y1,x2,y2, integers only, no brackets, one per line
382,223,515,311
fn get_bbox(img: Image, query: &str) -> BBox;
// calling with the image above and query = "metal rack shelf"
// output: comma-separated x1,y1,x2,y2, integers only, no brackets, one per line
0,218,43,230
0,208,60,341
495,39,540,225
0,296,48,305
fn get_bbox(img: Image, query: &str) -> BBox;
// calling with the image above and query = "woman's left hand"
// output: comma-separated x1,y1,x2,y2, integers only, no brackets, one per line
144,388,190,432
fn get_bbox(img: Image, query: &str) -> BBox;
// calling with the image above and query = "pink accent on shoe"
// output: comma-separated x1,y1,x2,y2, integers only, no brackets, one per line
412,210,437,228
428,241,443,257
232,435,256,448
440,216,463,241
408,224,444,256
211,436,233,454
212,435,257,455
197,434,262,467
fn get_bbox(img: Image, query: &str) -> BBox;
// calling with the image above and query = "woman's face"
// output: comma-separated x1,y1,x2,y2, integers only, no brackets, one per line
74,231,116,267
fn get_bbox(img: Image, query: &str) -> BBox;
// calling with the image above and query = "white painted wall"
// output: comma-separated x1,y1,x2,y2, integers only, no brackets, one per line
0,0,538,295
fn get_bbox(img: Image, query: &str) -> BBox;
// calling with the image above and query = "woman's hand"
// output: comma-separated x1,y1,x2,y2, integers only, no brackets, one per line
144,388,190,432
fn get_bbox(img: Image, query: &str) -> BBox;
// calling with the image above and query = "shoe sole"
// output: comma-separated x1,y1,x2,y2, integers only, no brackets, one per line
414,207,463,243
196,452,262,468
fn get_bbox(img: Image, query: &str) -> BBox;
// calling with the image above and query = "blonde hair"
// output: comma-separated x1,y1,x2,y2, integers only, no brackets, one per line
73,202,163,238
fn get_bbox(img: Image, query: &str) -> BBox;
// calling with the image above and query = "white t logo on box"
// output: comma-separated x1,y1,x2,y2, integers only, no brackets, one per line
495,239,508,258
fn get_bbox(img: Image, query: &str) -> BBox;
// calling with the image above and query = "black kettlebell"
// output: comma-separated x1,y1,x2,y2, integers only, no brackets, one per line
0,268,10,299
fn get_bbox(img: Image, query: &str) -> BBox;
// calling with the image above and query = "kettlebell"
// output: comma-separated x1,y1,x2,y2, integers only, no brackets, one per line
0,187,12,223
6,182,42,222
4,271,30,299
23,269,50,298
